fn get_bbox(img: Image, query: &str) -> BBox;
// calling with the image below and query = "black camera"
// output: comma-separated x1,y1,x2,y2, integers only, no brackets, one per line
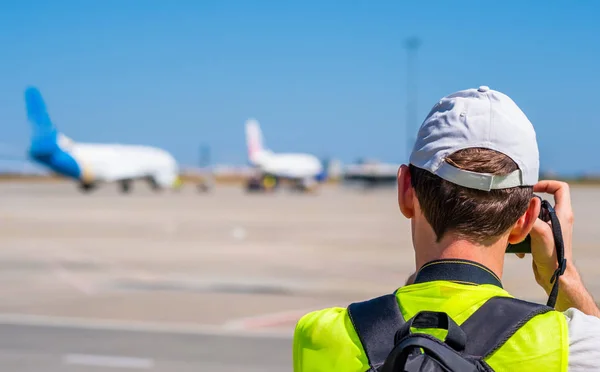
506,196,551,254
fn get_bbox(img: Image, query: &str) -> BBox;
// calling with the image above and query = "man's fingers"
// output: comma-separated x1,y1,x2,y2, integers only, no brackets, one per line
515,253,525,259
533,180,572,221
530,218,555,257
533,180,568,194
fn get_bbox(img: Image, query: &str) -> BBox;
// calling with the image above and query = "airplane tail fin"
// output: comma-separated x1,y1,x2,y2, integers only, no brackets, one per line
24,86,59,155
245,118,265,164
25,86,56,136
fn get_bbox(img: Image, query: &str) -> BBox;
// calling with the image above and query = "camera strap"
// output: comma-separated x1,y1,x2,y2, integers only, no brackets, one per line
543,200,567,309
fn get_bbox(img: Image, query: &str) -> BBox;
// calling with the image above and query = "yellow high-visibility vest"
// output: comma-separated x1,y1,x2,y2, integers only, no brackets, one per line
293,259,568,372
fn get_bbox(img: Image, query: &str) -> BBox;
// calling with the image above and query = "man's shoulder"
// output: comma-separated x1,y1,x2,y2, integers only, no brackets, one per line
294,306,353,344
294,294,396,344
293,306,370,371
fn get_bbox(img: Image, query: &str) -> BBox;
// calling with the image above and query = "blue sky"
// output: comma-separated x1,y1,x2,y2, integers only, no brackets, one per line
0,0,598,175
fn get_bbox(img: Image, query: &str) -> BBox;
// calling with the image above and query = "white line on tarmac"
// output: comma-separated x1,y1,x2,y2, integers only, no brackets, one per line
48,247,155,296
0,313,292,339
52,267,95,295
47,249,97,296
63,354,154,369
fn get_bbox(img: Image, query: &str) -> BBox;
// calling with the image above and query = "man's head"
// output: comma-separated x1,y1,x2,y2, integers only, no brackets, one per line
398,86,541,258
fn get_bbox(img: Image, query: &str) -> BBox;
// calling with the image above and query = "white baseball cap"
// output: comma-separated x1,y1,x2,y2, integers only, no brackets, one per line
409,86,539,191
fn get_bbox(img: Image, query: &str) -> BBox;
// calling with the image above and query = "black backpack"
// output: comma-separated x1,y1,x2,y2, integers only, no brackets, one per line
347,294,553,372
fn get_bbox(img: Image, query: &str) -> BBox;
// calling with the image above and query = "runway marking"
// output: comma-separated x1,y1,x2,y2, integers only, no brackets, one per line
53,267,95,295
48,248,155,296
46,250,98,296
0,313,292,339
63,354,154,369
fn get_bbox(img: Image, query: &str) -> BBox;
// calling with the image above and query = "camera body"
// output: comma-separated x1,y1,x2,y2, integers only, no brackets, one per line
506,196,551,254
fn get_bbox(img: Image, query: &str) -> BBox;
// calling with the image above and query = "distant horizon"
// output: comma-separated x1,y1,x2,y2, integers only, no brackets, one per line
0,157,597,179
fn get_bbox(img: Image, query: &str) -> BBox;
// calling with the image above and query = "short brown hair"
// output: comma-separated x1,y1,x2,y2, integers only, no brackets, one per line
410,148,533,245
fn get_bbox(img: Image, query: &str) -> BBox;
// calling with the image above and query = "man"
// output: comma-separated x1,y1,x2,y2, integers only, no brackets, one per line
293,86,600,371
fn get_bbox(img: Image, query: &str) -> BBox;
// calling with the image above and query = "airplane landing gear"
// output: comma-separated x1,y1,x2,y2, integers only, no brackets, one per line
245,175,278,193
120,179,132,193
146,176,161,192
245,177,264,192
291,181,317,193
78,182,96,193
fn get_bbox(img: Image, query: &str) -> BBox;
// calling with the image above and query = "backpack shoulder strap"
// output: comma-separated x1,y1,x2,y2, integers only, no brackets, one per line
347,292,405,372
461,296,553,358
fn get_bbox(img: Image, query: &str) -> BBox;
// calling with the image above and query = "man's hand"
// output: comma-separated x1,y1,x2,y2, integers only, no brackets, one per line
525,180,600,316
529,181,574,291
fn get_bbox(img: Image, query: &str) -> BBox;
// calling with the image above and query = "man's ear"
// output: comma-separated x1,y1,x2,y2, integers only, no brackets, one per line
507,195,541,244
397,164,415,219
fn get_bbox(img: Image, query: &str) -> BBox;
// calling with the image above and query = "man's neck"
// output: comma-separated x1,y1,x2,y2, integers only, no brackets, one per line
415,237,506,279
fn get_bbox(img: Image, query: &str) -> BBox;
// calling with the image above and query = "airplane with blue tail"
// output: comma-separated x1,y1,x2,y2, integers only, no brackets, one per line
24,86,180,193
244,118,331,192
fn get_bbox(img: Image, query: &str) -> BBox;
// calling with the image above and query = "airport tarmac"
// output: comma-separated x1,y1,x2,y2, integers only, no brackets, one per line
0,323,290,371
0,181,599,371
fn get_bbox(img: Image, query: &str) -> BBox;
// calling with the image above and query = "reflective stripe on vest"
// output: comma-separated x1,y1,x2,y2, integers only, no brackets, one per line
293,259,569,372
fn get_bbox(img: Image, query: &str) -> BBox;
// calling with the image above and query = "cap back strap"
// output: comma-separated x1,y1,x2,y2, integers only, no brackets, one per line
436,161,524,191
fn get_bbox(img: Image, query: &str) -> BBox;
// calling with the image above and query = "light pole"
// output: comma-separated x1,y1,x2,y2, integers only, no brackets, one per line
405,37,421,162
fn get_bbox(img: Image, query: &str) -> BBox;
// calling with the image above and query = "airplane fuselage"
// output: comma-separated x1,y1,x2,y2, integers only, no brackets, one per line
67,143,177,185
251,151,324,180
29,135,178,189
